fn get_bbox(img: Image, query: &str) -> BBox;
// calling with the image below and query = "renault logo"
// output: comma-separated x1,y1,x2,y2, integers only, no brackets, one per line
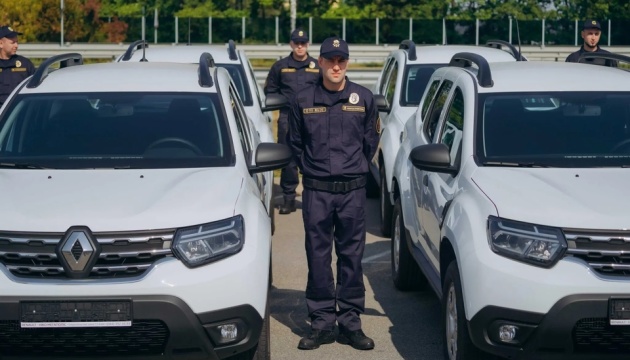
57,226,100,279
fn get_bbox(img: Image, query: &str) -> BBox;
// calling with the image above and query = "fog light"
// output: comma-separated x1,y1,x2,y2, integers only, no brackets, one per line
499,325,518,342
219,324,238,341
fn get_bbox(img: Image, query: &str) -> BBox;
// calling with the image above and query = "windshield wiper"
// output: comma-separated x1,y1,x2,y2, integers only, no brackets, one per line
0,162,53,169
482,161,549,168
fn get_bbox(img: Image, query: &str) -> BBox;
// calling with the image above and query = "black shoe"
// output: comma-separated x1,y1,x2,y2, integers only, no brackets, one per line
279,199,296,214
297,329,336,350
337,329,375,350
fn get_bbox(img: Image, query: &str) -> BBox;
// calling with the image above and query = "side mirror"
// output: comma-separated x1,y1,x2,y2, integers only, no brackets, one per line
249,143,292,174
262,94,289,112
409,143,458,175
374,94,390,113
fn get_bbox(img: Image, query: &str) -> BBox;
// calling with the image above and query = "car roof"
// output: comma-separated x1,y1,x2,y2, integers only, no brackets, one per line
477,61,630,93
20,62,225,94
123,44,241,64
392,44,519,64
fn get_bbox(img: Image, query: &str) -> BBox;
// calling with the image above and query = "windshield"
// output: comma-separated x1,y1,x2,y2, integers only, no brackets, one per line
401,64,445,106
477,92,630,167
0,93,233,169
218,64,253,106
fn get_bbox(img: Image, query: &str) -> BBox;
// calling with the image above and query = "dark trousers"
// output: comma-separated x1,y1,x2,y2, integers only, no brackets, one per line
302,187,366,332
277,114,299,201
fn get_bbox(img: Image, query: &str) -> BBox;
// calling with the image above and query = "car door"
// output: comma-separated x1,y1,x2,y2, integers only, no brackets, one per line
421,86,465,262
410,79,453,265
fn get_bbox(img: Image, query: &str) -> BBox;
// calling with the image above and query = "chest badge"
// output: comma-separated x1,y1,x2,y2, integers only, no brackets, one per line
15,60,21,68
309,61,315,69
349,93,360,105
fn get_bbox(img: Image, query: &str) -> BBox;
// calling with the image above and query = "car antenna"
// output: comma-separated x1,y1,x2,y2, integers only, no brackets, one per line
140,6,148,62
515,14,523,61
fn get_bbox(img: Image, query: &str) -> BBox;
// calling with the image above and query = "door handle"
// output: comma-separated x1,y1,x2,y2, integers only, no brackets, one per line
422,175,428,186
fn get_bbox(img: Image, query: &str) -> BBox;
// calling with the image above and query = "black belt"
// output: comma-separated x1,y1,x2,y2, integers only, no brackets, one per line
302,176,367,193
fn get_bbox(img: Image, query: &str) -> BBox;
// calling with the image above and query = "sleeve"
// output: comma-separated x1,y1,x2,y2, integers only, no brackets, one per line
363,91,379,163
288,95,304,171
565,52,576,63
263,61,281,95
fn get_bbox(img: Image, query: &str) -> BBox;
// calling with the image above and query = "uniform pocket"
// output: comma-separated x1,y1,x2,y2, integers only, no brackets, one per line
304,114,328,160
341,111,363,147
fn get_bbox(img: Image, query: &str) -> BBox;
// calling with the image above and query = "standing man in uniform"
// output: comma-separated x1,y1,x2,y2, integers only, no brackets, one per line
566,20,617,67
264,29,320,214
288,36,379,351
0,26,35,106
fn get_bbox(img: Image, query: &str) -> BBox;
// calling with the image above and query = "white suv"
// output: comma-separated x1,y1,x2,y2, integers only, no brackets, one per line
391,52,630,359
373,40,522,237
0,53,290,360
117,40,278,230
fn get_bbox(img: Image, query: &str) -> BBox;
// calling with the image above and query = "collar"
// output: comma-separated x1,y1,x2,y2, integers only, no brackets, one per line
287,52,312,67
313,77,351,106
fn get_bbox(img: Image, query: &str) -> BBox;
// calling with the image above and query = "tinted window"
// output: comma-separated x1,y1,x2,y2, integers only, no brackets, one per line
478,92,630,167
401,64,445,106
423,80,453,143
385,61,398,108
421,80,441,120
0,93,233,169
218,64,253,106
439,88,464,167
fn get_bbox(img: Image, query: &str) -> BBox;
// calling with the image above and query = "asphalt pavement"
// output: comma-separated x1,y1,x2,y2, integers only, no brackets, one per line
270,183,444,360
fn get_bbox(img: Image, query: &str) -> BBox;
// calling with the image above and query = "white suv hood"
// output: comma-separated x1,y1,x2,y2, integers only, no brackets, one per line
0,168,242,232
472,167,630,229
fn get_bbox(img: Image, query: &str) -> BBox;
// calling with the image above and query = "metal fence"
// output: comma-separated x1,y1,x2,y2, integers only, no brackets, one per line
97,17,630,47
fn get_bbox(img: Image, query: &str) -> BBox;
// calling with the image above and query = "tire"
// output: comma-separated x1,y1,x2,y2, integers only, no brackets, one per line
391,198,423,291
443,261,491,360
379,165,393,237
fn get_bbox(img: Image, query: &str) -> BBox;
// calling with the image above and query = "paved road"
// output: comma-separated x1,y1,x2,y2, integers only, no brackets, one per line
269,185,444,360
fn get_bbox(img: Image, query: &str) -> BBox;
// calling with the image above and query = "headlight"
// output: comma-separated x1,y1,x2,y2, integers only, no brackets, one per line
173,216,244,268
487,216,567,268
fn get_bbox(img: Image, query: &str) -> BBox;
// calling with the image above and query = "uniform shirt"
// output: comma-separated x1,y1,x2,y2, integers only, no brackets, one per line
0,55,35,104
288,77,379,179
565,46,618,67
264,52,320,114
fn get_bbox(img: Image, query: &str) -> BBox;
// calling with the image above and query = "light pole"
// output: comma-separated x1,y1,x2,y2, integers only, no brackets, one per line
290,0,296,33
60,0,65,46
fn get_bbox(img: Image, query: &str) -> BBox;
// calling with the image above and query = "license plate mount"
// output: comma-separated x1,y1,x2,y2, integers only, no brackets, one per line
20,300,132,328
609,298,630,326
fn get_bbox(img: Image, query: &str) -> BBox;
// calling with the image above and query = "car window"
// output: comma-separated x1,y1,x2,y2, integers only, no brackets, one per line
244,56,265,110
439,88,464,167
378,58,394,94
384,60,399,108
401,64,444,106
479,92,630,168
423,80,453,143
218,64,253,107
421,80,441,120
0,93,232,169
230,85,253,157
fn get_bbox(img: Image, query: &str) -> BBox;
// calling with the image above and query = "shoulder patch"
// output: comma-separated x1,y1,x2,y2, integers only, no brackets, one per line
303,107,327,114
281,68,296,73
342,105,365,112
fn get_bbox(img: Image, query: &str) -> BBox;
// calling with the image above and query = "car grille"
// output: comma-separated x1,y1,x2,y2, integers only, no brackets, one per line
564,229,630,277
0,320,168,356
0,230,174,279
574,317,630,353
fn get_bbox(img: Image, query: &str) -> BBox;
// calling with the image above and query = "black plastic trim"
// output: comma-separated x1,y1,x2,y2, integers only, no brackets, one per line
26,53,83,89
449,52,493,88
485,39,525,61
399,39,417,61
578,52,630,67
0,295,262,360
120,40,149,61
228,40,238,61
199,52,216,87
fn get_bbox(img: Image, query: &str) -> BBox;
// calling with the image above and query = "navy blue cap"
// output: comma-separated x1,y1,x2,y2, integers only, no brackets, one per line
0,26,22,39
320,36,349,60
290,29,309,43
583,19,601,30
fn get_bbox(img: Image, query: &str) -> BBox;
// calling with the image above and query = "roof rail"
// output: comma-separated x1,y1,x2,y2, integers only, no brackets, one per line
227,40,238,61
578,52,630,68
399,40,417,61
199,52,216,88
485,40,525,61
449,52,493,88
26,53,83,89
120,40,148,61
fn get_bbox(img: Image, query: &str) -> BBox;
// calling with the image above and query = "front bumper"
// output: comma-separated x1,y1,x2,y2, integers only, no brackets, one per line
470,294,630,360
0,295,262,360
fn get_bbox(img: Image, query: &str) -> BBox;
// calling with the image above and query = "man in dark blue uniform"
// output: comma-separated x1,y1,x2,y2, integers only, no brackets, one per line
288,36,379,351
264,29,320,214
566,20,617,67
0,26,35,106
